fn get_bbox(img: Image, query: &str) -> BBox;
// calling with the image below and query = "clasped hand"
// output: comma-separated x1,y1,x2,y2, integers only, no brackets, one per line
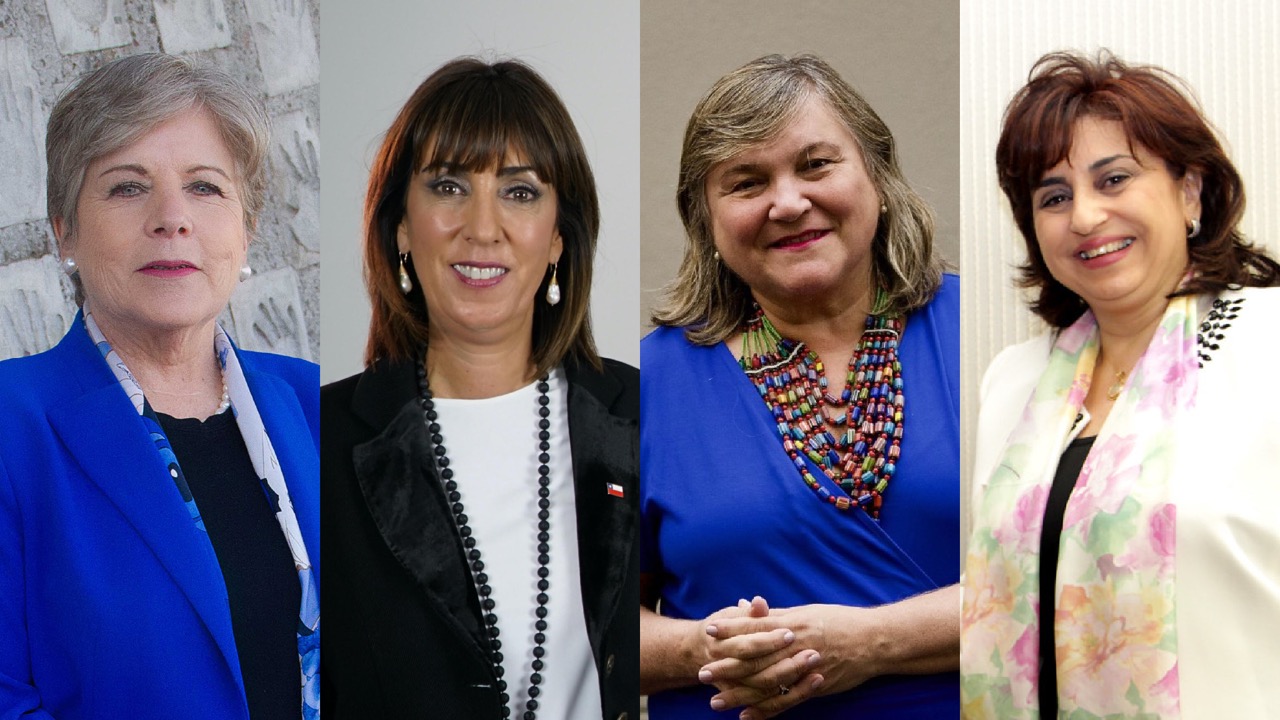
693,597,879,719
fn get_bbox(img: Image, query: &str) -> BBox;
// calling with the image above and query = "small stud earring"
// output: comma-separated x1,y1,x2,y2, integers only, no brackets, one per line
398,253,413,294
713,250,721,261
880,203,888,214
60,256,77,275
239,264,252,282
546,262,561,306
1187,218,1201,239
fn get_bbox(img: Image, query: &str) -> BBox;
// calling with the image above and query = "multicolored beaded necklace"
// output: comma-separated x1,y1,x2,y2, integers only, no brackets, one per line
739,294,904,518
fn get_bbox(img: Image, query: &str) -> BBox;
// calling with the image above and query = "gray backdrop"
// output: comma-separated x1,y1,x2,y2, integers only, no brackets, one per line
319,0,641,383
0,0,320,361
640,0,960,332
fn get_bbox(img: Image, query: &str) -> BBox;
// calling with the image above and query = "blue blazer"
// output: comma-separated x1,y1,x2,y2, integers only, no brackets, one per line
0,315,319,720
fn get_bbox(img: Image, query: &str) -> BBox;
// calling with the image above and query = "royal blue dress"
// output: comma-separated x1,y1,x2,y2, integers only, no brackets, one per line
640,274,960,719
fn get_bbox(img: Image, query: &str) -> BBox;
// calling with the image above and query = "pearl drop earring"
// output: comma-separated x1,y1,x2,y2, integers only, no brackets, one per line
399,253,413,294
545,263,561,306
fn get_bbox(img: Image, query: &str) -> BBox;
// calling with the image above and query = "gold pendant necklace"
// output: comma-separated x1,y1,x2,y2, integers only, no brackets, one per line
1106,370,1128,401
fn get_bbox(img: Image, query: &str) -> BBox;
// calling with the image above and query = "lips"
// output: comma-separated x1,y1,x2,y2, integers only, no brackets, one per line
1076,237,1134,261
140,260,198,271
769,229,830,249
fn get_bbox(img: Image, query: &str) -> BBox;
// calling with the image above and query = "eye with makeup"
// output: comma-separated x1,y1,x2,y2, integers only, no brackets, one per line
502,181,543,203
188,180,226,197
1099,171,1132,191
107,181,146,198
1036,188,1069,210
427,175,467,197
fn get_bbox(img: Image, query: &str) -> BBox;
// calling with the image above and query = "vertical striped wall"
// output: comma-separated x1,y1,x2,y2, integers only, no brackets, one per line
959,0,1280,551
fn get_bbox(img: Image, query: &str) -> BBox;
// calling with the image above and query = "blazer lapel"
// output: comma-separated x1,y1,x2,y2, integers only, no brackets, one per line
245,368,321,588
348,362,491,662
46,384,242,683
566,366,638,651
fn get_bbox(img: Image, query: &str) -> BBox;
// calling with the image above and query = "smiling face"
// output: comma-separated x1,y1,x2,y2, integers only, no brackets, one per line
1032,116,1202,321
705,94,881,316
397,147,563,350
59,107,248,338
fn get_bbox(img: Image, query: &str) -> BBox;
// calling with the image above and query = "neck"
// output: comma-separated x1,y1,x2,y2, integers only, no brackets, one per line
90,309,222,419
1092,297,1171,376
425,330,536,399
754,279,876,364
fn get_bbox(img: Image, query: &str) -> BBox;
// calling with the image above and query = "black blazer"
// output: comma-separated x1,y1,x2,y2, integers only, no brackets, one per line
320,357,639,719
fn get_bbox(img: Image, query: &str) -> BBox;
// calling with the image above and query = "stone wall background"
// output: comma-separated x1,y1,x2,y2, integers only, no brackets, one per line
0,0,319,361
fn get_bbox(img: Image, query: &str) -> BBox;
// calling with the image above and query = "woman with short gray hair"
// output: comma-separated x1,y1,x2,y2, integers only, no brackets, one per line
640,54,959,719
0,53,319,719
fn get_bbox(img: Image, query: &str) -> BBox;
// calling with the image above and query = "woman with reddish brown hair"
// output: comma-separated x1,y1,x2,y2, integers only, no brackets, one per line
320,57,638,719
962,51,1280,719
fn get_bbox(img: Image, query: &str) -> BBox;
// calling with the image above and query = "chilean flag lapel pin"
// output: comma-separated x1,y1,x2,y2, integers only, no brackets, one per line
606,482,625,498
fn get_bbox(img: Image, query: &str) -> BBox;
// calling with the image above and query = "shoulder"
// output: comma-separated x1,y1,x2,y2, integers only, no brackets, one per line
238,350,319,403
640,324,702,372
981,333,1053,395
566,357,638,420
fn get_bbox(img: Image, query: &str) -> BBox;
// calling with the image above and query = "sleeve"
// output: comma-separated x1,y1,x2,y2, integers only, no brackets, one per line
0,457,57,719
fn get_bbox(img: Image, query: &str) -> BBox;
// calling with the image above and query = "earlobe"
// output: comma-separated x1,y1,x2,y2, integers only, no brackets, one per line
396,221,409,254
550,230,564,264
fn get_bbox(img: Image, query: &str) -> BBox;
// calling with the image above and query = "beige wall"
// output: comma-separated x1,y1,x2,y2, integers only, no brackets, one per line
640,0,960,332
959,0,1280,553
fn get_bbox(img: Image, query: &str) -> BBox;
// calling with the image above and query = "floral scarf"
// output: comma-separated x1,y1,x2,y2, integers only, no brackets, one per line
961,294,1197,719
84,310,321,719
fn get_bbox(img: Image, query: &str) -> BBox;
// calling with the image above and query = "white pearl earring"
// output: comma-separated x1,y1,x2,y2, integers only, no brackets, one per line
399,253,413,294
545,263,561,306
239,264,252,282
60,256,77,275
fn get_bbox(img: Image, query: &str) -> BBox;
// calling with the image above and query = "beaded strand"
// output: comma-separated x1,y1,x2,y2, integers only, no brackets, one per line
417,357,553,719
740,303,904,517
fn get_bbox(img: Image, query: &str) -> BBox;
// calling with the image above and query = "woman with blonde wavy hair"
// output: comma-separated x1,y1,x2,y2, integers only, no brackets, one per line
640,53,960,719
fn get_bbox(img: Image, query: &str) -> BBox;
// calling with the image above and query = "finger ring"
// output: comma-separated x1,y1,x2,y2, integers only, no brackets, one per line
779,685,791,696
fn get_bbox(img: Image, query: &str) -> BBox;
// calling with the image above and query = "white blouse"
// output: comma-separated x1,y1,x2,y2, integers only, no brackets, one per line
433,368,602,720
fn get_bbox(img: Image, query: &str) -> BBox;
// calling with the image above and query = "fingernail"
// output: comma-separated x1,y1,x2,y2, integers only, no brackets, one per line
738,598,749,606
698,668,712,683
807,651,821,666
706,624,718,637
710,698,725,710
783,630,795,643
811,675,824,690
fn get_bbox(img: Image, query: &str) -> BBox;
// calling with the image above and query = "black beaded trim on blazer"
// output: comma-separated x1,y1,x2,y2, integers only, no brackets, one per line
1197,296,1245,367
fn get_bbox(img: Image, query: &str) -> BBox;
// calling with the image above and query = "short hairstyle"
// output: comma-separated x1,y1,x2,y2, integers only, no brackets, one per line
651,53,944,344
47,53,270,241
997,50,1280,328
363,57,601,375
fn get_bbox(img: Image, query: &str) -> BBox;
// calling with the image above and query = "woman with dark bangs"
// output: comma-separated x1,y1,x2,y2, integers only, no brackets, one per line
961,51,1280,719
320,58,638,720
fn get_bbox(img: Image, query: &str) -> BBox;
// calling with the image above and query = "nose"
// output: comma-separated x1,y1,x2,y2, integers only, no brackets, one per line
767,176,812,223
1068,188,1106,236
145,185,192,239
464,189,502,243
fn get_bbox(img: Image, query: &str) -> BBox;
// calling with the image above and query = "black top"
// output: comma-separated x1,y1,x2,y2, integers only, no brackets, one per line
157,410,300,719
1038,433,1096,717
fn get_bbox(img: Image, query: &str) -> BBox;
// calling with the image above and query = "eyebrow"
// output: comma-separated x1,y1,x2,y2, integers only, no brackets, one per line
98,163,232,180
1037,154,1132,189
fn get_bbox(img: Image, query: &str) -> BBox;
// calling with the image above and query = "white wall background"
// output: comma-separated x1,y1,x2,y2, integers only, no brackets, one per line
960,0,1280,547
319,0,640,383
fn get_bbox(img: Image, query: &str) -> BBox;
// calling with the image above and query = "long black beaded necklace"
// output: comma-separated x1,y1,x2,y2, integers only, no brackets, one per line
417,357,553,720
